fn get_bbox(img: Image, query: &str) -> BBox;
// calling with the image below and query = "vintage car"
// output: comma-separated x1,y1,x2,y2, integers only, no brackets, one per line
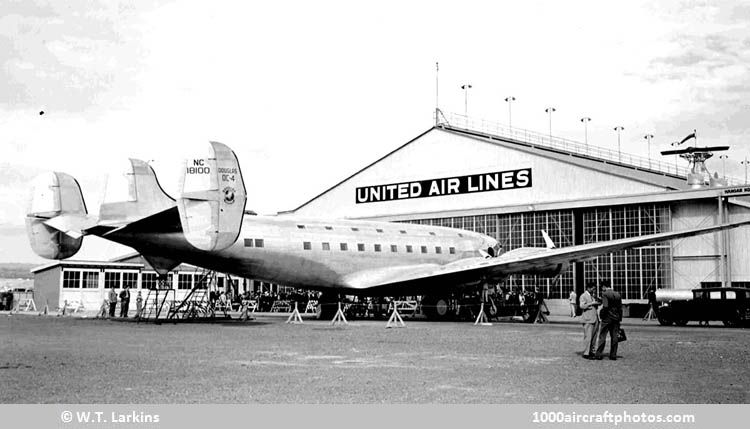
656,287,750,327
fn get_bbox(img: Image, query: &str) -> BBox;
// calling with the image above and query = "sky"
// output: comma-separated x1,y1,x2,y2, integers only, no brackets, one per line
1,0,750,264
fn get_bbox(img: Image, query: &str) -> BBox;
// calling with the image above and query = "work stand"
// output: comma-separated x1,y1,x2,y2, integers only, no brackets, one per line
386,303,406,328
286,302,304,324
330,302,348,326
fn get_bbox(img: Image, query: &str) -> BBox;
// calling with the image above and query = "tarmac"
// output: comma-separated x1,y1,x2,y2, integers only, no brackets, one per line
1,311,748,403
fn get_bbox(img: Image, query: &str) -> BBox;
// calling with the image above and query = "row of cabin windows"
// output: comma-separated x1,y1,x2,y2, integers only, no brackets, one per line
244,238,264,248
295,224,458,238
301,241,455,254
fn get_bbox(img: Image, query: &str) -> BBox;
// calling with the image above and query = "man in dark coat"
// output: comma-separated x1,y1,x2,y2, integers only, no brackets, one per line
594,282,623,360
108,286,118,318
119,286,131,318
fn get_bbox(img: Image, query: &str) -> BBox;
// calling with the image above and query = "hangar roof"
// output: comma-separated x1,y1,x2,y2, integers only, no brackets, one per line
288,123,712,218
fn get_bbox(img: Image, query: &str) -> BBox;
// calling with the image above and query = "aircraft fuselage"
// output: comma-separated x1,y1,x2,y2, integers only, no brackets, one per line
108,214,499,294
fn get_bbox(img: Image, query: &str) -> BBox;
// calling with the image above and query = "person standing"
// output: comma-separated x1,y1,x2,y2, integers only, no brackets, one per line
135,291,143,319
579,283,600,359
108,286,117,318
595,283,623,360
119,286,131,318
568,289,577,318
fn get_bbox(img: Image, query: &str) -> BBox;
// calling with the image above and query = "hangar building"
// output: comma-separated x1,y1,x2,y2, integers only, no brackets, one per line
287,113,750,311
31,253,283,311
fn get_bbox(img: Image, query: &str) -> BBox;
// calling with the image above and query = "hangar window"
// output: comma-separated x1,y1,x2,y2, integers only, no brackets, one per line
449,247,456,255
142,273,157,290
122,272,138,289
322,242,331,251
376,228,384,233
374,244,382,252
325,226,333,230
435,246,442,254
390,245,398,252
244,238,253,247
303,241,312,250
351,227,359,232
340,243,348,251
105,272,121,289
177,274,193,290
406,245,413,253
421,246,428,254
82,271,99,289
254,239,264,248
357,243,365,251
297,225,305,229
62,270,81,288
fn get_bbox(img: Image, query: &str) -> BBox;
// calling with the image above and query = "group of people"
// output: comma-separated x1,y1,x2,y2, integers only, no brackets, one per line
102,285,143,318
578,282,623,361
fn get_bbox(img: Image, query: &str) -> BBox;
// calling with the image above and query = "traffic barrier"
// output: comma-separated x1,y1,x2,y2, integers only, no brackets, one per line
286,302,303,324
330,302,348,326
304,300,318,314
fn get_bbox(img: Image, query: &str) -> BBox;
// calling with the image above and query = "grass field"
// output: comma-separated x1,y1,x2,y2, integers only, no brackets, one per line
1,315,748,403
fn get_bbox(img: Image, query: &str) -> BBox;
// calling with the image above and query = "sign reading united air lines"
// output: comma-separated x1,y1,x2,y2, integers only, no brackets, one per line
355,168,532,204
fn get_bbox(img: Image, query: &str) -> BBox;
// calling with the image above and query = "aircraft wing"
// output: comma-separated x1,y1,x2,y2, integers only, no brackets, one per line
352,220,750,295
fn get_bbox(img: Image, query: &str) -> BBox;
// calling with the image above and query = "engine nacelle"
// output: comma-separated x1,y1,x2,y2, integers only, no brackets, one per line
25,172,86,259
177,141,247,251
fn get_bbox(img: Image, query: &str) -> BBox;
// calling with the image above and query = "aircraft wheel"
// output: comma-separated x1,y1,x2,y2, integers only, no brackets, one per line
657,316,673,326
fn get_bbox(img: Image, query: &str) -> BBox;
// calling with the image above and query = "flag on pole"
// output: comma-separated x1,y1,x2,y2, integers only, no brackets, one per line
679,131,696,145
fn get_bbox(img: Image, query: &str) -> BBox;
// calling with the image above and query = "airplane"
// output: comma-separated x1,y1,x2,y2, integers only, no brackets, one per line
26,141,750,320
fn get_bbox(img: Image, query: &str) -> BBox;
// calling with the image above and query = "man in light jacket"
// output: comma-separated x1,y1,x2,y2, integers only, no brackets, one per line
579,283,600,360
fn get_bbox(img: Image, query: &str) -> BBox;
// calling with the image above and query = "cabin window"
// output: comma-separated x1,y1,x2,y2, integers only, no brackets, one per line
726,291,736,299
457,233,463,237
357,243,365,251
400,230,407,234
429,231,436,236
449,247,456,254
325,226,333,230
340,243,348,251
244,238,253,247
421,246,428,254
406,245,413,253
376,228,384,233
351,227,359,232
254,239,264,248
435,246,442,254
390,244,397,252
303,241,312,250
710,291,721,299
297,225,305,229
374,244,382,252
322,242,330,251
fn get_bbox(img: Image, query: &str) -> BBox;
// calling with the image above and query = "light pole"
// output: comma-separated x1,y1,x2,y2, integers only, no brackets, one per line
719,155,728,178
461,83,472,118
545,107,556,140
644,134,654,169
504,96,516,129
742,157,750,184
613,126,624,161
580,117,591,147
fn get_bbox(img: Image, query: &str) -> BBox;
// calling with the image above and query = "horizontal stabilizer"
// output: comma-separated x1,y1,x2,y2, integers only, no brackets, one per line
26,172,88,259
177,141,247,251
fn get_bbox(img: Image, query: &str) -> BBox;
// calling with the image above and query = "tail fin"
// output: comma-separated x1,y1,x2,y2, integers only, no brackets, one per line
98,159,174,226
26,172,90,259
177,141,247,251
